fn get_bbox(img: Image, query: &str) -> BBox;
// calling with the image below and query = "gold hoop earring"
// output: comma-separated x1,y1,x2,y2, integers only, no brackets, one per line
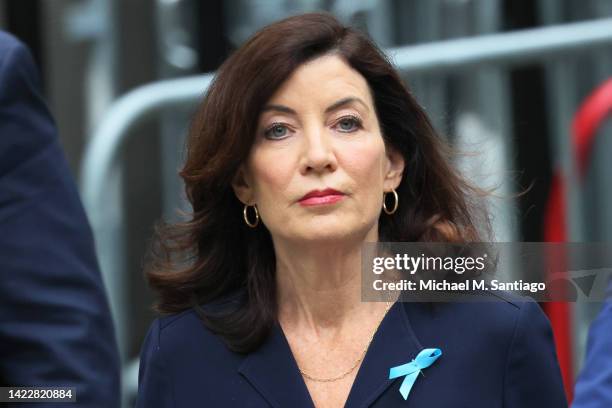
383,189,399,215
243,204,259,228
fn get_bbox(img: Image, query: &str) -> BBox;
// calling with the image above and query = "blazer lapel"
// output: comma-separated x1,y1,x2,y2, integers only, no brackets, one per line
238,301,427,408
343,301,425,408
238,321,316,408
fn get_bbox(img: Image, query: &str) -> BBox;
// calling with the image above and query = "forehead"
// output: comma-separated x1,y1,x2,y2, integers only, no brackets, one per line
266,54,374,107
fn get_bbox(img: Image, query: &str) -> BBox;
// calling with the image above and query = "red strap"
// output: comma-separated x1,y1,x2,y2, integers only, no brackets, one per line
573,78,612,177
543,173,573,401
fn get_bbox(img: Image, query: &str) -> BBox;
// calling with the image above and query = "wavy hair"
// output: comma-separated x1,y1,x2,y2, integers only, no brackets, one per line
145,12,492,353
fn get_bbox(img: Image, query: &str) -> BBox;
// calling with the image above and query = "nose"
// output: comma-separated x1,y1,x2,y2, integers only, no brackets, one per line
299,124,338,175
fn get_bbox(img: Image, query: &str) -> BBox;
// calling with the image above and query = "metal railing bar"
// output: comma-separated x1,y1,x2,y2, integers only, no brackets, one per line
388,17,612,75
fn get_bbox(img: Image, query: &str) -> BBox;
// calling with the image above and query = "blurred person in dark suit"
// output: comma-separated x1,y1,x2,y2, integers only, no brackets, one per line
0,31,120,406
572,281,612,408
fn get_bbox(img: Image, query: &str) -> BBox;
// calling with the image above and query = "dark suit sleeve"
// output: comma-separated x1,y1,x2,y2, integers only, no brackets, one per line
136,318,174,408
572,298,612,407
0,32,120,407
503,300,568,407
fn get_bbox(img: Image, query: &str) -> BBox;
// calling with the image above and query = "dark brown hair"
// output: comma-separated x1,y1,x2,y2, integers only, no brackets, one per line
145,12,491,353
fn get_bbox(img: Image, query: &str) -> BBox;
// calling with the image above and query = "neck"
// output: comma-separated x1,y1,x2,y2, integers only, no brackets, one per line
274,226,384,336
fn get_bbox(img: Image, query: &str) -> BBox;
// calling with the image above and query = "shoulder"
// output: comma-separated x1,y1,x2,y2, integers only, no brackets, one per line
0,31,22,55
407,290,550,338
140,290,247,369
157,288,246,338
404,291,555,371
474,291,554,342
0,30,34,75
403,293,566,406
470,292,555,350
153,307,227,359
136,291,248,407
439,292,565,406
0,30,46,127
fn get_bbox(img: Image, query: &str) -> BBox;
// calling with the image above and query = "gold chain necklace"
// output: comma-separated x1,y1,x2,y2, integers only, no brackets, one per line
298,301,395,383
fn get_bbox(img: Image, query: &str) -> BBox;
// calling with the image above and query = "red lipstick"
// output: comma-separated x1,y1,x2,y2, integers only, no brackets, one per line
298,188,345,206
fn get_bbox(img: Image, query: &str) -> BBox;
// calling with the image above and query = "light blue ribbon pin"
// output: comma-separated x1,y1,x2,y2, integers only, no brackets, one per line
388,348,442,400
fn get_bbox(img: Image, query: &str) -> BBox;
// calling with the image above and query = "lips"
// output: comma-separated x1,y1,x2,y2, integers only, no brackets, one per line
298,188,345,206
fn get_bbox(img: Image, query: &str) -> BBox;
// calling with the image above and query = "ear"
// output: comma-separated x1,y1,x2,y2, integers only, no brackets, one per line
383,147,405,191
231,165,255,205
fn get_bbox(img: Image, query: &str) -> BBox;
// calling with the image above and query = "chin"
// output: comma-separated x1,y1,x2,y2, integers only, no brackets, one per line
295,222,375,244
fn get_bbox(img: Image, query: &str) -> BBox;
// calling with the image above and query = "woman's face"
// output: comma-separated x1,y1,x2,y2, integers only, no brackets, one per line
233,54,404,245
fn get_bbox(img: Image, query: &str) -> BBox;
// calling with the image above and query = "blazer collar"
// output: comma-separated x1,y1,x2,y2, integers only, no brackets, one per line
238,301,425,408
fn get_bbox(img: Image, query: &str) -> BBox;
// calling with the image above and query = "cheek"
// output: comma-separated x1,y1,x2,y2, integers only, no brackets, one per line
341,138,386,182
248,150,294,198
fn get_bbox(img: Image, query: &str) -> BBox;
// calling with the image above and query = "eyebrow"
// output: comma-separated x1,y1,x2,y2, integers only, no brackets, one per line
261,96,370,115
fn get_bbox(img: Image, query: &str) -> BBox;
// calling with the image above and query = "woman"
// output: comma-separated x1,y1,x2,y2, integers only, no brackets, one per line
137,12,567,408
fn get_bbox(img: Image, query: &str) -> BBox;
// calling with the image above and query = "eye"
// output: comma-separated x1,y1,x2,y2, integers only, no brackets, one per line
264,123,290,139
335,115,362,133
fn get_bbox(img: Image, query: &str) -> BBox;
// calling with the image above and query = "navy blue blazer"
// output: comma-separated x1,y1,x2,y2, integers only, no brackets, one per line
137,289,567,407
572,282,612,407
0,31,120,407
